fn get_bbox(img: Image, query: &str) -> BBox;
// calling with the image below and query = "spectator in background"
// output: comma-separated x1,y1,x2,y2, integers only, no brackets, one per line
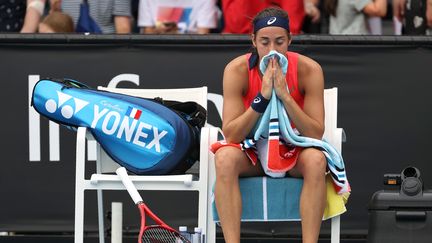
221,0,268,33
38,11,74,33
0,0,26,32
324,0,387,34
429,0,432,30
275,0,321,34
61,0,131,34
393,0,432,35
302,0,322,33
20,0,63,33
138,0,220,34
131,0,140,33
221,0,321,34
20,0,46,32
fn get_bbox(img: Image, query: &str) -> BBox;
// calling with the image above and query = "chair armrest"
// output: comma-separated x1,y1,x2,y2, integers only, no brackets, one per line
208,126,222,143
206,126,220,185
331,128,345,153
90,174,194,186
340,128,346,143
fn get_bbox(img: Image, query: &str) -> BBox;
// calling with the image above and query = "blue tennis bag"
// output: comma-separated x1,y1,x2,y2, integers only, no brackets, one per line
31,78,207,175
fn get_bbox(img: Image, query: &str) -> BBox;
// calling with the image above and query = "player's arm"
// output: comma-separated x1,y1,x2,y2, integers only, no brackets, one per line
280,55,325,139
222,56,261,143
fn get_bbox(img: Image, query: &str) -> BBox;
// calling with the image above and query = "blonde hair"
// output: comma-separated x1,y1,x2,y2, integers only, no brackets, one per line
41,12,74,33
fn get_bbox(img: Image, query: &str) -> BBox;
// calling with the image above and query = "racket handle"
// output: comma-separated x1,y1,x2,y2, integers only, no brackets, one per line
116,167,143,204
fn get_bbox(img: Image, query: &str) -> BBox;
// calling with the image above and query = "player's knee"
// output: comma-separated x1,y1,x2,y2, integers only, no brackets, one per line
302,149,327,179
214,148,239,179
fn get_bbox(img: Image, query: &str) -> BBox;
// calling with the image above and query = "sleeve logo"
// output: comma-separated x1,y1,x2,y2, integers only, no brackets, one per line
253,97,262,103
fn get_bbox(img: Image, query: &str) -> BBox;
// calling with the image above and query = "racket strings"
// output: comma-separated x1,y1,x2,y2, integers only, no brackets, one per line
142,226,189,243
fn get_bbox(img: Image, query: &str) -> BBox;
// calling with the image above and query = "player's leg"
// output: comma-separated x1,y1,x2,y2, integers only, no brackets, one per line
214,146,264,243
288,148,327,243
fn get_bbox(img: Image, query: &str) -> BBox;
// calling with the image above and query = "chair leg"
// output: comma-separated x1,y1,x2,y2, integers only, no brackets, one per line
206,127,218,243
205,181,216,243
197,188,208,243
111,202,123,243
206,221,216,243
75,127,87,243
74,188,84,243
97,189,105,243
331,215,340,243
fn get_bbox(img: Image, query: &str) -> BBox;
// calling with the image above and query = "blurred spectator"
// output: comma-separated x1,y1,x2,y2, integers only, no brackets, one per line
393,0,432,34
325,0,387,34
38,11,74,33
221,0,321,34
20,0,64,33
368,16,382,35
50,0,60,11
20,0,46,32
220,0,268,33
302,0,323,33
138,0,220,34
276,0,321,34
131,0,140,33
428,0,432,30
62,0,132,33
0,0,26,32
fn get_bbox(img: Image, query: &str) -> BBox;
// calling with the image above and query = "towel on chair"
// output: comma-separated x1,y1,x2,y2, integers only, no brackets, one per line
212,174,348,221
211,50,351,195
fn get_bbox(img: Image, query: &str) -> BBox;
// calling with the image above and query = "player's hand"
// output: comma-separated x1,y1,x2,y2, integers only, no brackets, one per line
273,59,289,100
261,57,275,100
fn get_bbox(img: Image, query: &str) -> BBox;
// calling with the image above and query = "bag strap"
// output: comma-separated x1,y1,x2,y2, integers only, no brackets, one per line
158,99,207,128
61,78,92,89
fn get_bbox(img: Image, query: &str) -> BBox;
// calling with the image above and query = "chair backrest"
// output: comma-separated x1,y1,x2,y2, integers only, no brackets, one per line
96,86,208,173
323,87,339,149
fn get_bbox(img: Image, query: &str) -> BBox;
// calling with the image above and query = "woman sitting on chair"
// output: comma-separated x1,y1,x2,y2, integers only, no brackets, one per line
212,6,326,243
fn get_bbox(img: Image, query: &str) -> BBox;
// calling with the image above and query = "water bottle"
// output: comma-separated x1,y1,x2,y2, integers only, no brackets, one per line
178,226,191,242
192,227,202,243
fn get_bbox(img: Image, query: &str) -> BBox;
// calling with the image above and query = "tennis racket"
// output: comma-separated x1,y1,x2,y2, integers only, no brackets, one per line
116,167,191,243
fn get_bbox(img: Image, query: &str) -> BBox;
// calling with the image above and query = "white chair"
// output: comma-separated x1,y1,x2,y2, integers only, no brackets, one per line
206,87,345,243
74,86,218,243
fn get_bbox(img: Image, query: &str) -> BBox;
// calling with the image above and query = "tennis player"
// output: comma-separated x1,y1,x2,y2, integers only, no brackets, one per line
212,6,326,243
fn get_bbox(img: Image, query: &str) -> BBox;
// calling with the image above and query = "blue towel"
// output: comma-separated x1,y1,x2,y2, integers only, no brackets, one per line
212,174,348,221
259,50,288,75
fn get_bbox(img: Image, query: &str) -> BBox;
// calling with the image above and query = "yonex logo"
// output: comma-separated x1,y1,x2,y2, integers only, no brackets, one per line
91,104,168,152
267,17,277,25
28,73,143,162
253,97,261,103
45,91,89,119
